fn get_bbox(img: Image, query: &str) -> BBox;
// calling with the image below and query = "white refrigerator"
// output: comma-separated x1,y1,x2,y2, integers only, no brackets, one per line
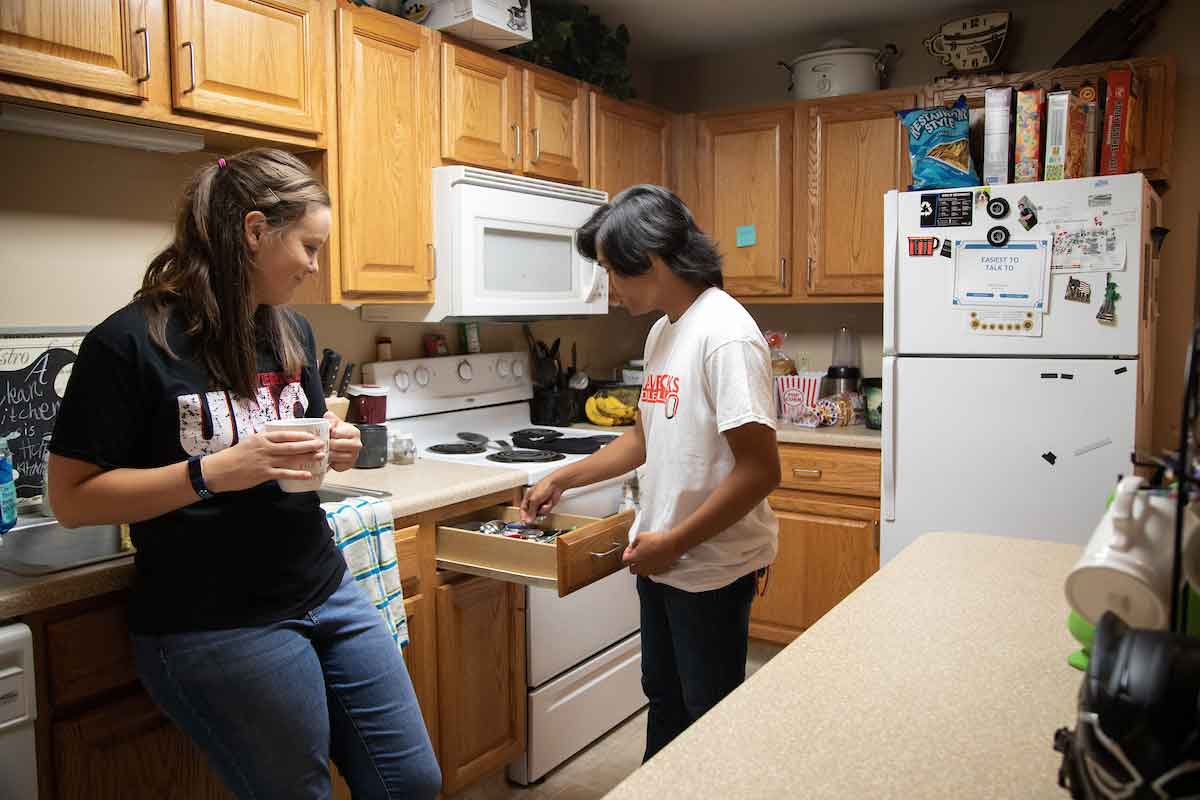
881,173,1161,563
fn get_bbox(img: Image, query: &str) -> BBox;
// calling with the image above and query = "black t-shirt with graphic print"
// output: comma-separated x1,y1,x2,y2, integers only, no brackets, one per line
50,300,345,634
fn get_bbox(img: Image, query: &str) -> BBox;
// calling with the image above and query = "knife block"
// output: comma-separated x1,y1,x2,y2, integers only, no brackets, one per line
530,387,575,427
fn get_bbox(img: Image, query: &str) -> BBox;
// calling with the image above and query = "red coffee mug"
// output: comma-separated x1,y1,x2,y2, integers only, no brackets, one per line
908,236,940,256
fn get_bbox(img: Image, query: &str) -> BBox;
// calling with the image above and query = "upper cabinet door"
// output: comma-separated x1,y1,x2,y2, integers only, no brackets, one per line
522,68,587,184
806,91,914,296
336,6,435,297
0,0,150,99
697,108,793,297
169,0,324,133
589,93,669,197
440,41,521,171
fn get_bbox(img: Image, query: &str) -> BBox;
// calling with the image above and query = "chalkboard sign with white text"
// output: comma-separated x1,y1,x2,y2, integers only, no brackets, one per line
0,336,82,500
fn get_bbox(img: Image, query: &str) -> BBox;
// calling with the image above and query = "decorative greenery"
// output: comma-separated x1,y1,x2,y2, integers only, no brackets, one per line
506,1,636,100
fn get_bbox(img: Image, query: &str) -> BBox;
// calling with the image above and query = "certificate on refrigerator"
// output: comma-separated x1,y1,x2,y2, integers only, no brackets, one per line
952,240,1051,311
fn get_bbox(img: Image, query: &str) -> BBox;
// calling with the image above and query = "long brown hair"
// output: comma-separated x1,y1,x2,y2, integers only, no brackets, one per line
137,148,330,398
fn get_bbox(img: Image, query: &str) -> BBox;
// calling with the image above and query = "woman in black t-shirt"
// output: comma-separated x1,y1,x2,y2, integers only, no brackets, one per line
49,149,440,800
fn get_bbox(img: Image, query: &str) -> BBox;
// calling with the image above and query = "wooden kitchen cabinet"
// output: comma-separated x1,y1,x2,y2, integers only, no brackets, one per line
437,41,588,184
440,39,522,171
334,4,436,298
52,691,232,800
751,445,881,644
802,90,914,297
521,67,588,184
435,576,526,795
696,107,794,297
0,0,151,100
589,92,670,197
168,0,326,134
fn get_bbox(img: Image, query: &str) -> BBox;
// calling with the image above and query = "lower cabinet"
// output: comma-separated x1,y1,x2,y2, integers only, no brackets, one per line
751,445,881,644
52,692,232,800
435,576,526,794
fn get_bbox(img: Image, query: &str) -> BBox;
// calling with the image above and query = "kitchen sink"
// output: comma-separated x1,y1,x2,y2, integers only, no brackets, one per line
0,515,131,576
0,484,392,577
316,483,392,504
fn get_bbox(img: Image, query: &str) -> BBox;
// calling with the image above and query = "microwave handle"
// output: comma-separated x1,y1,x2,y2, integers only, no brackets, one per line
583,260,606,303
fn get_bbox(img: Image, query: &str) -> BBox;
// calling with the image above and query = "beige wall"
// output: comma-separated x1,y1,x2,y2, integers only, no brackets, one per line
0,132,211,329
651,0,1199,451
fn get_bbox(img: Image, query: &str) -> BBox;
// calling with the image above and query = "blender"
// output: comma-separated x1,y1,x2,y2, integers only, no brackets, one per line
826,326,861,395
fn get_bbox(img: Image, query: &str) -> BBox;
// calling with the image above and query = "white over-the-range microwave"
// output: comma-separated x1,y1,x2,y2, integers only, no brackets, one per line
360,166,610,323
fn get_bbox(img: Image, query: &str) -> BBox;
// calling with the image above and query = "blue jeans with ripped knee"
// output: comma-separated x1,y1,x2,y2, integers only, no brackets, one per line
132,570,440,800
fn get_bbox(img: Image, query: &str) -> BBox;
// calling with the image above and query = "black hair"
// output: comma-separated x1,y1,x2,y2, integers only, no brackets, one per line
575,184,723,289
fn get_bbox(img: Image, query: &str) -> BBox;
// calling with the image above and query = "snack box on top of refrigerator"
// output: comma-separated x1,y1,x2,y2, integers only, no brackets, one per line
1100,68,1141,176
1079,81,1105,177
425,0,532,50
983,86,1013,185
1014,87,1046,183
1045,90,1087,180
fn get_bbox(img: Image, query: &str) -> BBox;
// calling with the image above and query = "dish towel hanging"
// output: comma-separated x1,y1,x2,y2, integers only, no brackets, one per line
323,496,408,651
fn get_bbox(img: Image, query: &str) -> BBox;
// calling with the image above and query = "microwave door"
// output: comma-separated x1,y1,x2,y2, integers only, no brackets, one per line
457,216,606,317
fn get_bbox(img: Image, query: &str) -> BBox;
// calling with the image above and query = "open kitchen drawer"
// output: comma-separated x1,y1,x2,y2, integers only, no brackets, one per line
437,506,635,597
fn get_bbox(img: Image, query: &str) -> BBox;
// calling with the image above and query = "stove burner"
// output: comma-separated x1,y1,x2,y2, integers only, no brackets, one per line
486,449,566,464
427,442,486,455
511,429,618,454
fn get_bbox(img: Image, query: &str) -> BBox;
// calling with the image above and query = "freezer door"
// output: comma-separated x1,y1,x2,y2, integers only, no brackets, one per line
890,175,1146,357
881,356,1136,563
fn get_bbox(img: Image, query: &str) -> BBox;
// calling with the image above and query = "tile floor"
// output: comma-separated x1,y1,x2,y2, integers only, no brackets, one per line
448,640,785,800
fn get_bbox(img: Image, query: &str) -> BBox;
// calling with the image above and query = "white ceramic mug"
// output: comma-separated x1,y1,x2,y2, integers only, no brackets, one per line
1065,476,1182,630
264,418,329,493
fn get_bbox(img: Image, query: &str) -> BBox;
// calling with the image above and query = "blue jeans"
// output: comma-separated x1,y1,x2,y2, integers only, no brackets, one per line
637,572,756,762
132,570,440,800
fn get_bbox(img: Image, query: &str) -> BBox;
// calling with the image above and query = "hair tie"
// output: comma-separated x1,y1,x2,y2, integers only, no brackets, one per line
217,157,227,169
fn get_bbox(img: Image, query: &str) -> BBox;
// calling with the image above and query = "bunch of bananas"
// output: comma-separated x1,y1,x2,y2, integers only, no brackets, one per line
585,393,636,426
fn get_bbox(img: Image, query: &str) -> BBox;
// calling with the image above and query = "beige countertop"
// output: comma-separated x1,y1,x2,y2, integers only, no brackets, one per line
0,459,525,620
605,533,1083,799
571,421,882,449
776,423,881,449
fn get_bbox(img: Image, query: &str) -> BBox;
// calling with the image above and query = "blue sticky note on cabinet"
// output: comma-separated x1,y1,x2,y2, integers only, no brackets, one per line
736,224,757,248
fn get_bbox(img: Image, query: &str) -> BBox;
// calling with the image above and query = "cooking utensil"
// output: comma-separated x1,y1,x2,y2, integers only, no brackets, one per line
318,348,336,395
457,432,511,451
336,362,355,397
320,349,343,396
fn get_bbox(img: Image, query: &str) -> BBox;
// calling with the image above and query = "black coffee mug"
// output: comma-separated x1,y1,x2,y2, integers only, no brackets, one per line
354,423,388,469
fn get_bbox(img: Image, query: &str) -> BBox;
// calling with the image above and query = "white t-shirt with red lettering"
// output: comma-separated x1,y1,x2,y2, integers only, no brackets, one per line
631,287,779,592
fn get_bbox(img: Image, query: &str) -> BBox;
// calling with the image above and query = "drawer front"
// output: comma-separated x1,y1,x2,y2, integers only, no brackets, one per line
437,507,634,597
394,524,420,594
778,445,881,497
47,603,138,709
556,510,635,597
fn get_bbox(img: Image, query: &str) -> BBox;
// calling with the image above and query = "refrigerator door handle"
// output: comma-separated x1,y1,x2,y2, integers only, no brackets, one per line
882,355,896,522
883,190,899,356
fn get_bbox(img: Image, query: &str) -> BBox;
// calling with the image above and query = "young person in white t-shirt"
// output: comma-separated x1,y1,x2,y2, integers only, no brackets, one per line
521,185,781,760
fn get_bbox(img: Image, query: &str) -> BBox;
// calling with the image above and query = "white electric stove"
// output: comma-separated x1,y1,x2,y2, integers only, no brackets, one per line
362,352,646,783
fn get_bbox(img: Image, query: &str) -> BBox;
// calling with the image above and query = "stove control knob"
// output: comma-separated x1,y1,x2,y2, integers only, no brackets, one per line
512,360,525,379
457,361,473,382
415,366,431,387
496,359,511,378
393,370,411,392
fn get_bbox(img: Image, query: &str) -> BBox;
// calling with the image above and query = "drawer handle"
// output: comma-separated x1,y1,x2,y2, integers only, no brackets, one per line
792,468,822,479
590,541,623,558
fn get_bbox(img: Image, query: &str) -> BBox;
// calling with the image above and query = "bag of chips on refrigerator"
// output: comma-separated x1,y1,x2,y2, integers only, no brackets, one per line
897,95,980,190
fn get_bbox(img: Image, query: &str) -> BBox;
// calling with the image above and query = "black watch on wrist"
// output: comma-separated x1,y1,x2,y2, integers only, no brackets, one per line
187,454,215,500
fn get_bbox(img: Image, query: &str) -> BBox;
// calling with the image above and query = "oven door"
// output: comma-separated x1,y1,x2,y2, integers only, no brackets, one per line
452,183,608,318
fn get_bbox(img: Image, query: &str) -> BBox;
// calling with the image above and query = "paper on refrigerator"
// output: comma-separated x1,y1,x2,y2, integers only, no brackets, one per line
951,240,1051,311
1050,220,1128,273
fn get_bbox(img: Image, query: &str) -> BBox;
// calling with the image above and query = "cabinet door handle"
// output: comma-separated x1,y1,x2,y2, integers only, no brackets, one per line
590,541,623,558
182,41,196,93
792,467,822,479
136,27,150,82
426,243,436,280
532,127,541,162
873,521,880,552
806,256,814,292
779,257,787,288
512,123,522,162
